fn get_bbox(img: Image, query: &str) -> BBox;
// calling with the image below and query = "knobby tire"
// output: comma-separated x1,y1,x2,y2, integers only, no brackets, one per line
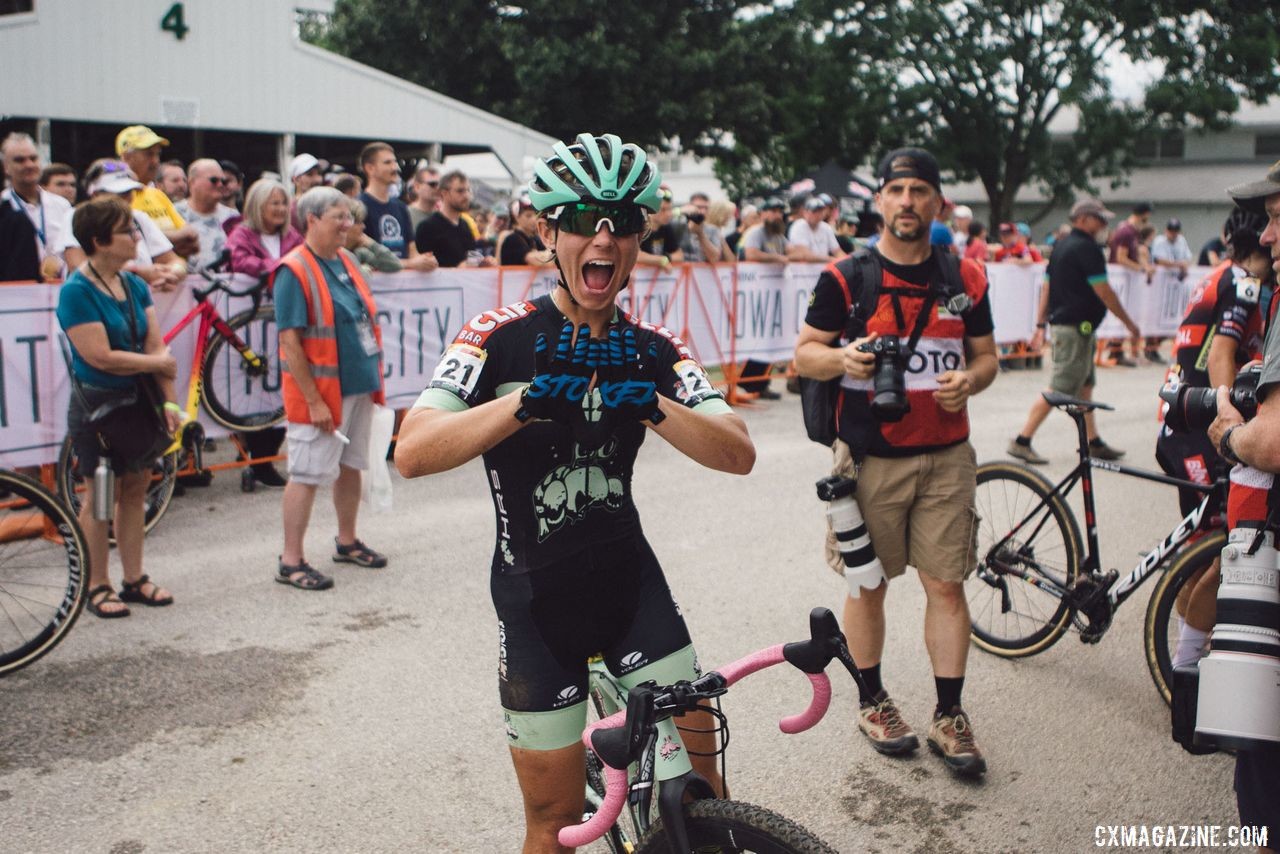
201,304,284,432
632,799,837,854
1144,531,1225,706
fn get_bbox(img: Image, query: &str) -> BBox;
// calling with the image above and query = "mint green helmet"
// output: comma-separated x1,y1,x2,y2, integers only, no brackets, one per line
528,133,664,213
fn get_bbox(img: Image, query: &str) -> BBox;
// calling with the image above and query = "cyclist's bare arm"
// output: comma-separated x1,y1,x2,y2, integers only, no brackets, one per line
649,401,754,474
394,396,525,477
1207,333,1240,388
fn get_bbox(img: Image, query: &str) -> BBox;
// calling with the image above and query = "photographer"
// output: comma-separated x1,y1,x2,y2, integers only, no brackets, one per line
794,147,998,777
1158,210,1273,670
1206,164,1280,851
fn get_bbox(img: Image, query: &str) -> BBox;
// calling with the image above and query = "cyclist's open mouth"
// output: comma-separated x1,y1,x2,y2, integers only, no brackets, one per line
582,260,615,294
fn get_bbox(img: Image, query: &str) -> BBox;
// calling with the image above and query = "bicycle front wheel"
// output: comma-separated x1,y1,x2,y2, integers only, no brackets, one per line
1144,530,1225,706
201,304,284,431
0,469,88,677
633,799,837,854
967,462,1083,657
56,437,178,540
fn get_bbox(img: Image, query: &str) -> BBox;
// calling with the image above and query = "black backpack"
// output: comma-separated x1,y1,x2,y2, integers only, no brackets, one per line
800,249,968,447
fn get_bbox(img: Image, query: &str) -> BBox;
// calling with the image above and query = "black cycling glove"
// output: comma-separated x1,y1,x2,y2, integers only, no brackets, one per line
596,324,666,425
517,321,595,425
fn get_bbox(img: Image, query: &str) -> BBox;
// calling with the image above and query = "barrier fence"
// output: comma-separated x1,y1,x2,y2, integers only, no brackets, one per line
0,261,1207,467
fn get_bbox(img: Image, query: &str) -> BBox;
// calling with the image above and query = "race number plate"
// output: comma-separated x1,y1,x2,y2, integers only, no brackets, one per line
431,343,487,397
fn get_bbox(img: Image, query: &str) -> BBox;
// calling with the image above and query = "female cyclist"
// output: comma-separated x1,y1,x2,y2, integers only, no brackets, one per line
395,133,755,853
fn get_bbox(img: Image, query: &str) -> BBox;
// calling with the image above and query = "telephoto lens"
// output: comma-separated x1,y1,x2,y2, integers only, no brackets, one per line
1194,528,1280,750
816,475,885,597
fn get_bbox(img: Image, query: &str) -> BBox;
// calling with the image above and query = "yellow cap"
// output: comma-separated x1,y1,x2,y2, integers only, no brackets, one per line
115,125,170,156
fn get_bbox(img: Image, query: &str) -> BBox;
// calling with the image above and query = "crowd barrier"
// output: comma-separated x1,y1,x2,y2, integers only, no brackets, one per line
0,261,1209,467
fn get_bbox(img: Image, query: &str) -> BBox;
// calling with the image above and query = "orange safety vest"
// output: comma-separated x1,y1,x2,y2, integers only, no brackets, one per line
274,246,385,427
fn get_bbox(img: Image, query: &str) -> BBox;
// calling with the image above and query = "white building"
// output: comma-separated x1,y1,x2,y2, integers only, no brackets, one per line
947,100,1280,253
0,0,555,188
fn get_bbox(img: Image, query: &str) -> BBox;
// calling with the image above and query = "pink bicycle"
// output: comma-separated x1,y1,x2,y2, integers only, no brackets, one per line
566,608,865,853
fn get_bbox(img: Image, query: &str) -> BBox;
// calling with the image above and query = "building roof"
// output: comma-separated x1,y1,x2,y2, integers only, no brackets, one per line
947,161,1276,206
0,0,555,178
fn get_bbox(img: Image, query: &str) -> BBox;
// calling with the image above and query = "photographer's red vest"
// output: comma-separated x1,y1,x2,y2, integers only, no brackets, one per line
831,256,988,457
274,246,385,428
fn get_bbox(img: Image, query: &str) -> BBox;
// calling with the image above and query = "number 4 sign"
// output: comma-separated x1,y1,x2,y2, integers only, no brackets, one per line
161,3,189,40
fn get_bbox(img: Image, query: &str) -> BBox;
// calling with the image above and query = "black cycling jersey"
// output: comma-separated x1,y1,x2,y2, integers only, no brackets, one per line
1171,262,1265,389
418,293,728,574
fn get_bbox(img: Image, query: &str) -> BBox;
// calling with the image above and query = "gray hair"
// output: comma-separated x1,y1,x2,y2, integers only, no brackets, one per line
345,196,368,224
296,186,347,232
0,132,36,158
241,178,290,234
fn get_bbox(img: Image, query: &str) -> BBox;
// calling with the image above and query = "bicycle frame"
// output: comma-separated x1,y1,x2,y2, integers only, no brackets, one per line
994,408,1222,612
160,286,267,455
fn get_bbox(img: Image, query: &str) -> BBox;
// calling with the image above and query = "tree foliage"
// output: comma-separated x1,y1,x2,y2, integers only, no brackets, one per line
310,0,1280,217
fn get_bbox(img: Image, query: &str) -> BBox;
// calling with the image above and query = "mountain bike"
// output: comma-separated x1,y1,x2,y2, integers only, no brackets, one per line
0,468,87,677
57,268,283,532
566,608,863,853
966,391,1226,705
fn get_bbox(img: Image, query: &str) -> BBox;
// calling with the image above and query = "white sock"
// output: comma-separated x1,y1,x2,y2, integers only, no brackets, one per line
1172,625,1209,668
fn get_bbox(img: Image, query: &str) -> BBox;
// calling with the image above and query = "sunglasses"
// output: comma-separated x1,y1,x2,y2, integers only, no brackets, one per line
551,203,648,237
207,176,228,185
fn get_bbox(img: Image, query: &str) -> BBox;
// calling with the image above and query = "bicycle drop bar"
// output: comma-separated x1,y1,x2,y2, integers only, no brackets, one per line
558,608,847,849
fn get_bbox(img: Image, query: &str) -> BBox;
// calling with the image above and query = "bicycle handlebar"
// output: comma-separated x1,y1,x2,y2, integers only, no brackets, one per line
194,266,269,302
558,627,839,848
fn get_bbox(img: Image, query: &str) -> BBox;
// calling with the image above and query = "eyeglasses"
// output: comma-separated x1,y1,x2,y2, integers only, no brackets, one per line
551,203,648,237
421,180,440,188
322,211,355,225
207,176,228,185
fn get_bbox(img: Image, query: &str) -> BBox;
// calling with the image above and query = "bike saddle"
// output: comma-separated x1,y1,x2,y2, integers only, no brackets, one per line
1041,391,1114,412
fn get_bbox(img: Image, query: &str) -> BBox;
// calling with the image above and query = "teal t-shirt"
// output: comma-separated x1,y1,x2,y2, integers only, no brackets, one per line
273,253,382,397
56,270,153,390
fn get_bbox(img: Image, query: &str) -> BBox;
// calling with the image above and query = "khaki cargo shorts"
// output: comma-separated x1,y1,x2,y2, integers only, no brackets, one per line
285,393,374,486
1050,324,1097,394
825,439,978,583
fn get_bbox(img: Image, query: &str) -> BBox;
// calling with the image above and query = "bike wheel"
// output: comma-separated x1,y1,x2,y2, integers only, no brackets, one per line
1144,530,1225,706
633,799,837,854
56,436,178,541
201,304,284,431
0,469,88,677
966,462,1084,657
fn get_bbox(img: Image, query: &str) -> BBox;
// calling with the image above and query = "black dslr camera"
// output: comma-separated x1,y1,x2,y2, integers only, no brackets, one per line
1160,364,1262,433
687,211,706,224
856,337,909,422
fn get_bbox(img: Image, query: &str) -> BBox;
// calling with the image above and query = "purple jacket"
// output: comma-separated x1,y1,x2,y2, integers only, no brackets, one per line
226,223,303,280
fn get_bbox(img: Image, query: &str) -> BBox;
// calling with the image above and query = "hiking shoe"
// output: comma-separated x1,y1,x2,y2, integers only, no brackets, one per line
1007,439,1048,465
857,691,919,756
333,538,388,568
1113,355,1138,367
1088,440,1125,461
928,706,987,776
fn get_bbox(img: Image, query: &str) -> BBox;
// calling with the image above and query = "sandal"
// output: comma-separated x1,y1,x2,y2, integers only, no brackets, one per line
119,574,174,607
276,558,334,591
86,584,131,619
332,538,388,568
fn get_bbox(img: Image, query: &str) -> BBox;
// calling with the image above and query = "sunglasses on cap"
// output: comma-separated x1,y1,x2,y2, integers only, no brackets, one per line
550,202,648,237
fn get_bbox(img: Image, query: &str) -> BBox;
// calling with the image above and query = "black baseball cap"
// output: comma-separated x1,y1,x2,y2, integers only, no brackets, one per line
1166,218,1182,231
876,147,941,193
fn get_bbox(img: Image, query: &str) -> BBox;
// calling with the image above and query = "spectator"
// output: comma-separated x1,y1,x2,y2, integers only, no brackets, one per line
175,159,238,273
58,160,186,293
273,186,390,591
0,193,39,281
413,169,492,268
835,214,858,254
2,132,73,280
288,153,325,231
497,196,550,266
225,178,301,489
861,210,885,247
993,222,1043,264
157,159,188,204
1198,220,1228,267
39,162,78,205
219,159,244,211
706,199,737,260
116,125,199,258
332,173,362,198
1151,218,1192,277
57,195,181,618
951,205,973,252
681,191,730,262
725,203,757,256
787,195,846,262
638,186,684,267
742,197,789,263
1009,198,1137,464
407,162,441,231
963,222,989,261
345,198,402,273
1105,201,1155,366
359,142,439,272
930,197,956,253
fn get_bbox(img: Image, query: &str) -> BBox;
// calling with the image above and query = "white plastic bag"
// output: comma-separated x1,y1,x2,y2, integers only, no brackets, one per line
361,403,396,513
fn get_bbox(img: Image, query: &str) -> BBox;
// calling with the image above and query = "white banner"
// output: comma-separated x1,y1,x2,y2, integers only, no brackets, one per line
0,261,1212,467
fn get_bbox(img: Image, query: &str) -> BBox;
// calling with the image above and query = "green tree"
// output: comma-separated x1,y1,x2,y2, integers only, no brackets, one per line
838,0,1280,225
